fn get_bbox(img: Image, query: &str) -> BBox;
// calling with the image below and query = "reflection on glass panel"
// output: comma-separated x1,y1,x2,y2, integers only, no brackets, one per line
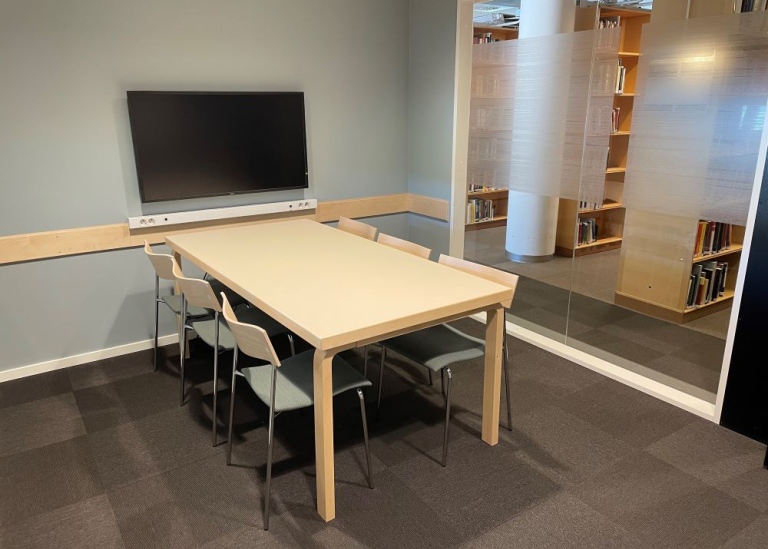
569,10,768,404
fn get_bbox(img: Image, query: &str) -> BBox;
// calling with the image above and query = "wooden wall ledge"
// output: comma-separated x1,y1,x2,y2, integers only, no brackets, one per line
0,193,449,266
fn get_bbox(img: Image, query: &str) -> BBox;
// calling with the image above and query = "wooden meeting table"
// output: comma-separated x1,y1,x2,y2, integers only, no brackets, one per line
165,218,514,522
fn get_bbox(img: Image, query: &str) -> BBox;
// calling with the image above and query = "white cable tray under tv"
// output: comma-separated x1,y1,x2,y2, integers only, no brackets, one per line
127,199,317,230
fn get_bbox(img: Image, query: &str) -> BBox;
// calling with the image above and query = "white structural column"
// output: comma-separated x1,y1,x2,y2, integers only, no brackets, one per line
505,0,576,262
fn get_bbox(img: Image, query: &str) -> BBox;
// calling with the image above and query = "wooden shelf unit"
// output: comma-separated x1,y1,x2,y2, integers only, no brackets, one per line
466,188,509,229
615,214,745,324
465,25,517,232
555,7,649,258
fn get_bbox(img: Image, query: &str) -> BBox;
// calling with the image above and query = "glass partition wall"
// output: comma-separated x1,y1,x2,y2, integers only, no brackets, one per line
463,6,768,414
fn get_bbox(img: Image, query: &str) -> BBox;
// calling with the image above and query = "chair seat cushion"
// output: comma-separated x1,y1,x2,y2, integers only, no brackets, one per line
241,351,372,413
191,307,291,352
162,294,211,317
380,323,485,372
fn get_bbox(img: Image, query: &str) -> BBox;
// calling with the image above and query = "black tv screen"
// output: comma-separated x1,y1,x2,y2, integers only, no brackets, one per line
126,91,309,203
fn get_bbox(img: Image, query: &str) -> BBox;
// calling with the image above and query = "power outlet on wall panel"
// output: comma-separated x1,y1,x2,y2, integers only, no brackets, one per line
127,199,317,230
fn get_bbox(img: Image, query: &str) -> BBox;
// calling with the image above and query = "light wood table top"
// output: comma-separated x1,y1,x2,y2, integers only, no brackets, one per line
165,218,513,523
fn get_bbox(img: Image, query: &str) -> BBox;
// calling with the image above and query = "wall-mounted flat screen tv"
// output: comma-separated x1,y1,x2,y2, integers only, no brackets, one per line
126,91,309,203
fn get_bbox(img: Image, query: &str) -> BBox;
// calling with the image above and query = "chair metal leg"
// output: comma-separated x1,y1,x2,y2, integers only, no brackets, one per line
263,366,278,531
153,275,160,372
440,368,447,400
442,367,452,467
503,337,512,432
357,388,374,489
212,312,220,447
377,347,386,412
179,294,187,406
226,346,239,466
286,333,296,356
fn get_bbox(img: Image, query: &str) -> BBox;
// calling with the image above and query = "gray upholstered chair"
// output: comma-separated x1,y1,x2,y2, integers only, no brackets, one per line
377,254,519,467
220,292,374,530
337,216,377,240
144,240,218,371
171,259,294,447
362,233,433,383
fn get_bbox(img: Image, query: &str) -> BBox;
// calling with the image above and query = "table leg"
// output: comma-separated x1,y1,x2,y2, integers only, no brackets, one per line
313,349,336,521
482,306,504,445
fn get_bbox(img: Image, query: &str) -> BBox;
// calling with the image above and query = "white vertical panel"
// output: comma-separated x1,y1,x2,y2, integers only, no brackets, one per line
467,27,619,202
624,11,768,225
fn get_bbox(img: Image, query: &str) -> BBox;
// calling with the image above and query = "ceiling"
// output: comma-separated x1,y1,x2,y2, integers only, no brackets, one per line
472,0,653,28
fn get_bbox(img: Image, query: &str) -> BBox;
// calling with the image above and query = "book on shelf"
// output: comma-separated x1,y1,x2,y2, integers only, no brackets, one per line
468,184,503,193
611,107,621,133
577,218,598,245
687,261,729,309
615,60,626,94
599,16,620,29
695,220,733,256
466,198,496,224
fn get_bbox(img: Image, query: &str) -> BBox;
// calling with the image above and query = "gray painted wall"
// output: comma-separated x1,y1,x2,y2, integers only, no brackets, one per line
0,0,459,374
406,0,458,256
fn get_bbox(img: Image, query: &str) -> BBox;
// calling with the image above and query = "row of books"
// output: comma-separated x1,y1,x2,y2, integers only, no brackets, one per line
611,107,621,133
473,33,499,44
599,16,620,29
466,199,496,224
577,218,598,246
687,260,729,309
695,220,733,257
578,200,603,211
468,184,503,193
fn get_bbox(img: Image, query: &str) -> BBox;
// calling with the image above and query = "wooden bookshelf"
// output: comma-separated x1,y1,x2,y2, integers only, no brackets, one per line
615,214,745,324
465,25,517,231
466,188,509,229
555,6,649,258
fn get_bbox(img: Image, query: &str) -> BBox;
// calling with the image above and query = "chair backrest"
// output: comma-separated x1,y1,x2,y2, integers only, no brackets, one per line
438,254,519,309
144,240,176,280
171,259,222,312
337,216,377,240
220,293,281,366
376,232,431,260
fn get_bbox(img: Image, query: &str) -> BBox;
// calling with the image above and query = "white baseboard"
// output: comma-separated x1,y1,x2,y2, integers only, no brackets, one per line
0,334,180,384
469,312,717,422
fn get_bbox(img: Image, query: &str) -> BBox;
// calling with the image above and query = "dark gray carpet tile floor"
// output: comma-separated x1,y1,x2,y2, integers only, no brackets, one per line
0,392,86,457
67,349,156,391
107,453,263,549
511,405,637,486
1,329,767,549
719,513,768,549
645,420,766,484
0,368,72,409
389,434,561,539
571,451,760,549
87,404,225,489
0,436,104,527
74,369,181,433
459,492,650,549
283,469,465,549
557,378,699,448
570,329,667,366
641,354,722,395
0,495,124,549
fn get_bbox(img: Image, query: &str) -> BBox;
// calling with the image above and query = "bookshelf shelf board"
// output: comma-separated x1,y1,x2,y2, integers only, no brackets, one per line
610,131,630,137
465,216,507,231
468,189,508,200
613,290,733,325
615,92,636,97
606,167,626,174
692,244,743,263
618,51,641,58
557,236,623,258
579,202,624,214
683,289,735,315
